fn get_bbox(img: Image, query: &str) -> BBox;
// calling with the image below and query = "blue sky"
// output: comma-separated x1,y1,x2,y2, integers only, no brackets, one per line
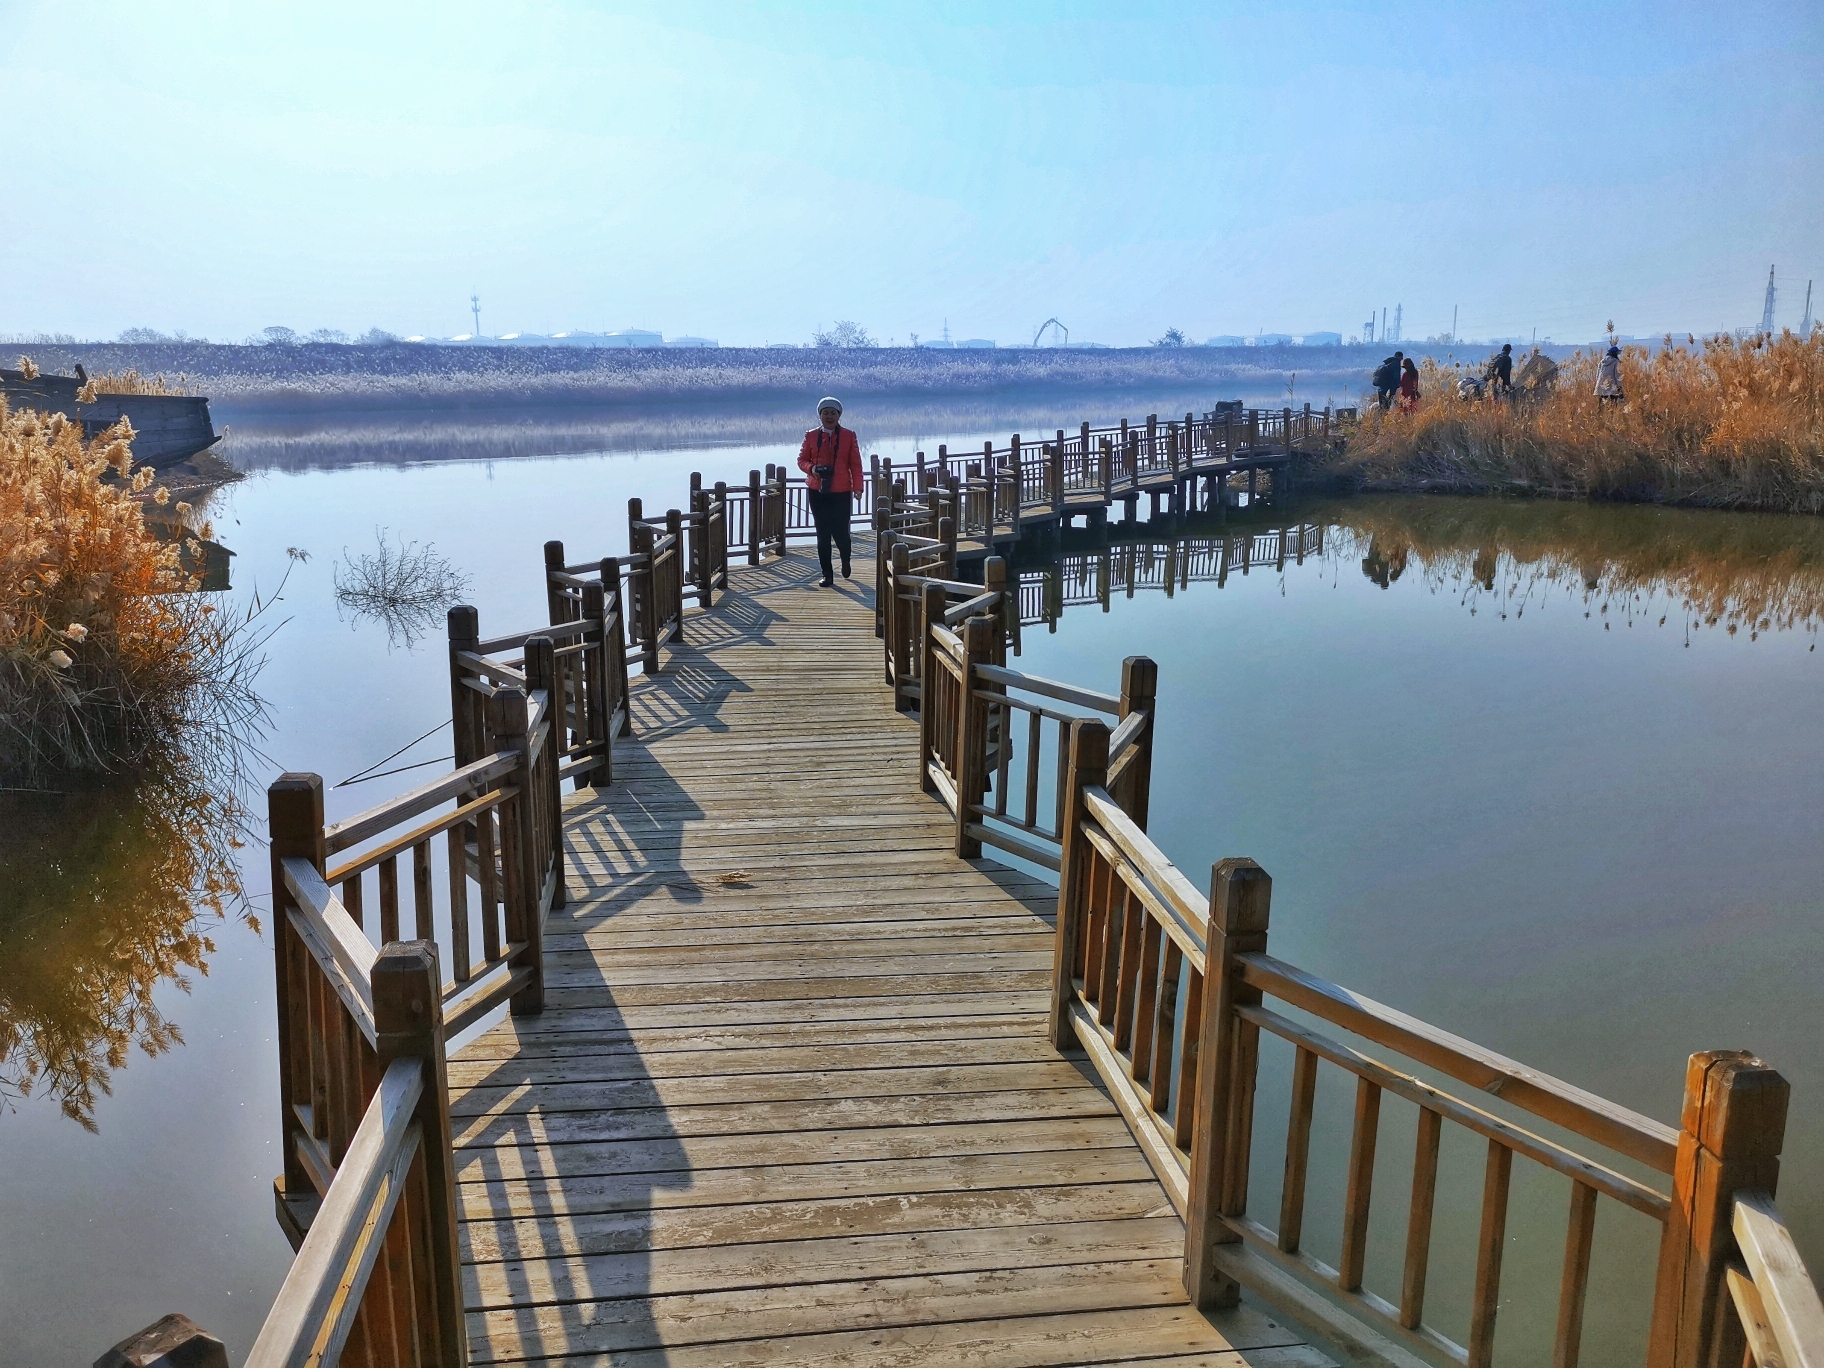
3,0,1819,346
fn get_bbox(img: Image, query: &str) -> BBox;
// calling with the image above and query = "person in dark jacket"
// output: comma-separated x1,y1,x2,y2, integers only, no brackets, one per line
797,396,865,586
1372,350,1404,410
1489,343,1514,396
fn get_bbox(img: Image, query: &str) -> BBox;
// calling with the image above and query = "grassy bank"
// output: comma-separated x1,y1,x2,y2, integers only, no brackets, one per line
1327,332,1824,514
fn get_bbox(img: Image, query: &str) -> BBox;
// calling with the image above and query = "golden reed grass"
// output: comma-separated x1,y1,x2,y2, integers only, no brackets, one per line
1335,331,1824,514
0,395,263,781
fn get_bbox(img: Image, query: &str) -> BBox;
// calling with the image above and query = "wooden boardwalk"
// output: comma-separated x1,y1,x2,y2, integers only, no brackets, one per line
447,544,1321,1366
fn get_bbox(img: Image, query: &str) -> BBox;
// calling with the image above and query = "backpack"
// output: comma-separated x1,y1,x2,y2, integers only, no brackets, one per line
1372,358,1400,389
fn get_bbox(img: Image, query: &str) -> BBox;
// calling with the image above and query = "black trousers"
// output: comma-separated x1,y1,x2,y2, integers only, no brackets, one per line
808,489,852,579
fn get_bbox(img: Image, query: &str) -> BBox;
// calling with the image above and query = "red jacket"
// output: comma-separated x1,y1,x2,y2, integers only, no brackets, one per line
798,424,864,494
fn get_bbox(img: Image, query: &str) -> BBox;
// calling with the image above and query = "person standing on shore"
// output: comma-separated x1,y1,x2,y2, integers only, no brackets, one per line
798,396,864,587
1372,350,1404,410
1489,343,1514,397
1397,357,1420,412
1595,345,1625,403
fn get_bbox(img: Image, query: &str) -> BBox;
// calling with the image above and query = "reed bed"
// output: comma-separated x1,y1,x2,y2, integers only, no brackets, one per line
0,396,273,783
1333,331,1824,514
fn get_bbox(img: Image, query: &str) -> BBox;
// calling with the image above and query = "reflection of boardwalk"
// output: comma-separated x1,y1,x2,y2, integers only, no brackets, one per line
450,546,1316,1364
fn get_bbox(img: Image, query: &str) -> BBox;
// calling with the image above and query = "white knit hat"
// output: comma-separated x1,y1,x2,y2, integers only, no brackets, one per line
816,396,842,414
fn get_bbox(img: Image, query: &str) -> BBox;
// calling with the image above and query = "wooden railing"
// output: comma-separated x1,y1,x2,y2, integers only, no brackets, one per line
894,592,1821,1367
1034,717,1822,1368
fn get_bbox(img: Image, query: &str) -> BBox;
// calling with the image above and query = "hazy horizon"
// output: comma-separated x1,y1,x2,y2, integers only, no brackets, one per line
4,1,1820,347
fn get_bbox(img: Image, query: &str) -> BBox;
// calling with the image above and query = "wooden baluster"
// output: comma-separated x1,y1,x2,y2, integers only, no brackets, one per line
713,480,729,588
1646,1051,1790,1368
412,840,433,940
1184,857,1272,1308
1023,709,1041,829
953,615,994,857
1129,917,1163,1078
342,874,364,928
1338,1077,1384,1291
1401,1105,1443,1327
476,808,500,965
939,514,957,578
1279,1046,1319,1255
379,855,399,944
1110,881,1145,1052
1553,1181,1599,1368
1148,938,1182,1113
268,773,324,1239
446,824,470,986
1094,863,1123,1026
372,941,468,1367
1468,1140,1516,1368
1047,718,1108,1049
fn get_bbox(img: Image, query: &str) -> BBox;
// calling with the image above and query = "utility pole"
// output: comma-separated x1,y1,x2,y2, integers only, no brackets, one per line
471,293,482,339
1392,304,1402,345
1760,266,1776,335
1802,280,1815,336
1452,305,1458,343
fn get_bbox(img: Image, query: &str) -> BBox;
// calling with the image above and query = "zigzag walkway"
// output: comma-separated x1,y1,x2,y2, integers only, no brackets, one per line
447,543,1323,1366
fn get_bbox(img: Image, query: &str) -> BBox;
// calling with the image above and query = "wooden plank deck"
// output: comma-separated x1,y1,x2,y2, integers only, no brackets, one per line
450,542,1324,1367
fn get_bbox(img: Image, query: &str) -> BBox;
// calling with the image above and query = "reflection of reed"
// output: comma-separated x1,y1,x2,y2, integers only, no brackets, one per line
0,747,254,1129
1325,496,1824,639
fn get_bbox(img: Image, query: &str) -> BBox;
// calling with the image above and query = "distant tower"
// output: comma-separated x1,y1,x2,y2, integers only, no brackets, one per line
1760,266,1776,335
1380,307,1386,343
1802,280,1815,335
942,318,951,346
471,293,482,339
1365,315,1376,343
1392,304,1403,344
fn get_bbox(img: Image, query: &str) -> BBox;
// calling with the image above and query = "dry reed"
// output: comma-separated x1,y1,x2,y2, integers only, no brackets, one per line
1333,331,1824,514
0,395,275,782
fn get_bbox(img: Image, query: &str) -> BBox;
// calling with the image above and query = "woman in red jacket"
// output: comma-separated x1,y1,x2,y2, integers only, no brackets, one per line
797,396,864,586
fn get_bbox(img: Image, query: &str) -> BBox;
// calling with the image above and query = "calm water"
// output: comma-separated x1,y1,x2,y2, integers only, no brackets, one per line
3,399,1819,1365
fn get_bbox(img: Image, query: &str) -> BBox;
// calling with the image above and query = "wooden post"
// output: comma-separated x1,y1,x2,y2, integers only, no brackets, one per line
542,539,567,625
666,509,685,638
371,941,468,1367
630,514,658,674
747,469,762,565
1100,436,1114,502
1646,1052,1791,1368
939,515,957,577
490,686,544,1015
690,486,711,609
874,508,892,639
1051,432,1065,513
447,606,480,768
268,773,325,1221
602,559,633,737
713,480,729,589
1147,414,1158,471
983,556,1009,666
1115,655,1158,828
1184,857,1272,1308
890,541,913,708
580,582,611,786
523,636,566,910
953,615,996,858
917,582,946,794
1048,718,1109,1048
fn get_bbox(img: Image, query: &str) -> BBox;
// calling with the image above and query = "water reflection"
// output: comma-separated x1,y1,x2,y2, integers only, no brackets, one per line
0,754,255,1130
1000,497,1824,646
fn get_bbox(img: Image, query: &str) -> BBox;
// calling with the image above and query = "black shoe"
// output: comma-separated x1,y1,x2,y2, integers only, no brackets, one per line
819,576,834,587
841,563,852,579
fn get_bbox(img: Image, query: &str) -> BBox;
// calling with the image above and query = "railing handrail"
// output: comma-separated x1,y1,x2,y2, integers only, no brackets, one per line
1732,1190,1824,1368
245,1056,425,1368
